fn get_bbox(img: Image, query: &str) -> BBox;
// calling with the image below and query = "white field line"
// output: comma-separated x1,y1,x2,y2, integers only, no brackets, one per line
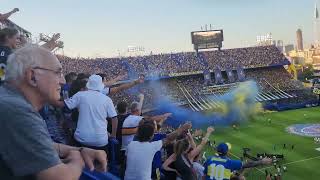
259,156,320,170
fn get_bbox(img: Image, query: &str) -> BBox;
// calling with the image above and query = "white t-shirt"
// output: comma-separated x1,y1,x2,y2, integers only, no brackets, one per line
101,87,110,95
193,162,204,180
64,90,117,147
124,140,163,180
121,115,144,150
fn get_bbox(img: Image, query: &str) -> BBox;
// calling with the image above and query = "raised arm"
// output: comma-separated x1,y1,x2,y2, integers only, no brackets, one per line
137,93,144,111
186,131,196,149
104,74,127,87
0,8,19,21
150,113,172,123
188,126,214,161
242,157,272,169
109,76,144,95
162,123,192,146
41,33,61,51
162,154,179,175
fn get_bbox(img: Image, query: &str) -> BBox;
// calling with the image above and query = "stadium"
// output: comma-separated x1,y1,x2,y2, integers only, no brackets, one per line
56,32,320,180
1,2,320,180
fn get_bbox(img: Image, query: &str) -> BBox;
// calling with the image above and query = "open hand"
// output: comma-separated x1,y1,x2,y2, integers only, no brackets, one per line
207,126,215,134
12,8,19,13
51,33,61,42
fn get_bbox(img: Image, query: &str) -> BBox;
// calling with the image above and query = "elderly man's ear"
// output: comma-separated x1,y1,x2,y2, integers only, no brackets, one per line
26,69,37,87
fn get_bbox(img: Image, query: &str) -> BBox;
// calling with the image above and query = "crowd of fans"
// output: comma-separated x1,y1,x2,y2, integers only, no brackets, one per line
245,67,304,92
102,67,306,109
57,46,300,109
58,46,287,79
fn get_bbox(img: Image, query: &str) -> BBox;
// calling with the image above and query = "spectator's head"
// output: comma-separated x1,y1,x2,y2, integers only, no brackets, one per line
174,138,191,156
136,119,156,142
65,72,77,84
76,73,90,81
86,74,104,92
69,79,87,96
97,73,107,83
217,142,230,157
117,101,128,115
0,28,19,49
6,45,65,109
130,101,141,115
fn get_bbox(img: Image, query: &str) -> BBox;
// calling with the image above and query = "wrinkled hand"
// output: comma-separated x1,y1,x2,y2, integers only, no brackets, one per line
80,148,107,172
261,157,272,165
62,150,85,167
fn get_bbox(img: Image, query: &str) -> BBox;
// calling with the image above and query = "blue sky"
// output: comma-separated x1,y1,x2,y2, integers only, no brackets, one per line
1,0,318,57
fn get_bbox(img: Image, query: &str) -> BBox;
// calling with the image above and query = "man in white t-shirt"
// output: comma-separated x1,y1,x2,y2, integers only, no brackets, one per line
62,75,118,150
124,120,192,180
119,97,172,178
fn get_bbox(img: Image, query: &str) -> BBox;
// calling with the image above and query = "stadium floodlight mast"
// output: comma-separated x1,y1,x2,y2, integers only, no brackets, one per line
256,33,273,46
127,45,146,56
200,24,213,31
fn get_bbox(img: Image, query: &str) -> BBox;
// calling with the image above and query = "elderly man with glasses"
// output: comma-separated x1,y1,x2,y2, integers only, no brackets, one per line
0,45,107,180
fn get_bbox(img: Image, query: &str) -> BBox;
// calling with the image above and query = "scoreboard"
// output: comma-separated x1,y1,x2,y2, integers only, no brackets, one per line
191,30,224,50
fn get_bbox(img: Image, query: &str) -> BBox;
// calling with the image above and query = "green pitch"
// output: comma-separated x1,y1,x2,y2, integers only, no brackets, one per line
204,107,320,180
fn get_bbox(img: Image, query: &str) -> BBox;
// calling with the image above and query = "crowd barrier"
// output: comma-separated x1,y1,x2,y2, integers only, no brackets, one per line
264,100,319,111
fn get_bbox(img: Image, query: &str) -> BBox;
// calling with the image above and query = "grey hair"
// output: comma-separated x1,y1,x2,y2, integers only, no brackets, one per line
5,44,50,82
130,101,140,112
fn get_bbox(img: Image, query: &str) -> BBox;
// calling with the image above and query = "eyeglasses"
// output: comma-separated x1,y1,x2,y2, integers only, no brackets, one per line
32,66,64,78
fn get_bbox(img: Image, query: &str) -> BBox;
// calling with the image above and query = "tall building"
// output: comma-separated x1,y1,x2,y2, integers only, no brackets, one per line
314,3,319,45
296,29,304,51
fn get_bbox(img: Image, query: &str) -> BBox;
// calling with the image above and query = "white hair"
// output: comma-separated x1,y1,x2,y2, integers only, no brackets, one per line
130,101,140,112
5,44,51,83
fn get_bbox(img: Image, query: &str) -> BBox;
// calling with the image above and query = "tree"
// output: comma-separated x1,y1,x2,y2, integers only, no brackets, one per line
299,64,314,81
